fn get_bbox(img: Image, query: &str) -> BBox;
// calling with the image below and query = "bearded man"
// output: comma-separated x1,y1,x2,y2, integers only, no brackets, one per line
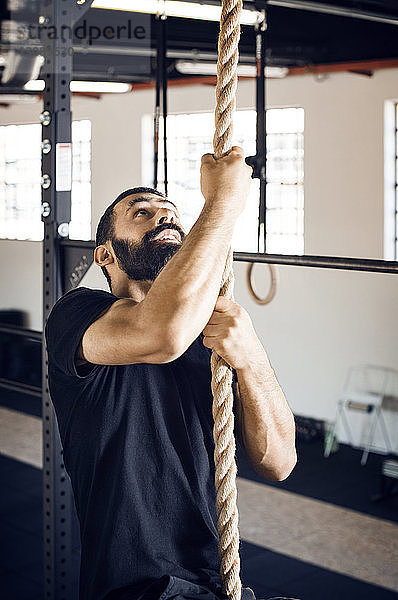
45,147,297,600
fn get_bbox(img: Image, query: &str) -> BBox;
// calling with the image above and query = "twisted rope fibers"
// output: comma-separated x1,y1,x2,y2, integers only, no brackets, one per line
211,2,243,599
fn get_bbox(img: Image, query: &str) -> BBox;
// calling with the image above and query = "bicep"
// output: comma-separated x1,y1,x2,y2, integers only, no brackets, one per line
80,298,178,366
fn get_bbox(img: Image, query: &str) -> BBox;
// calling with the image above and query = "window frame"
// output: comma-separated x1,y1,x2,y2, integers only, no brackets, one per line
0,119,92,242
146,104,398,274
395,102,398,260
148,106,305,255
383,100,398,262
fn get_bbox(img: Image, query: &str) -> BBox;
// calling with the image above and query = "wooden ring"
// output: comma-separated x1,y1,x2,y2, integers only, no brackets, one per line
246,262,278,305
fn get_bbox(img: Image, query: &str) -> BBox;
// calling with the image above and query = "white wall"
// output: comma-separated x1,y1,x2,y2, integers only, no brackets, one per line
0,240,42,330
1,69,398,450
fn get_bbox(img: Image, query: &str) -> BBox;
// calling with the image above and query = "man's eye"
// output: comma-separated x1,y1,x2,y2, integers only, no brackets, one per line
134,209,149,216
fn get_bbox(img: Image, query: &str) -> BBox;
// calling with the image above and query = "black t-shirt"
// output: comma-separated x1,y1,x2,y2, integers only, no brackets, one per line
45,287,241,600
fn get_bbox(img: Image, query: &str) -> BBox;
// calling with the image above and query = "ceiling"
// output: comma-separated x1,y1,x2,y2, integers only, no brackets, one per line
0,0,397,91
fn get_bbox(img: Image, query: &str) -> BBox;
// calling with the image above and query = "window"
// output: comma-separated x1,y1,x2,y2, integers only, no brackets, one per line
0,120,91,241
384,101,398,261
143,108,304,253
395,103,398,260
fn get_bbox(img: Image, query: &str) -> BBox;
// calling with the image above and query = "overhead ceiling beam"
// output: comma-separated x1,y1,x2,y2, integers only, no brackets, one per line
266,0,398,26
288,57,398,75
131,75,219,90
129,57,398,90
1,57,397,98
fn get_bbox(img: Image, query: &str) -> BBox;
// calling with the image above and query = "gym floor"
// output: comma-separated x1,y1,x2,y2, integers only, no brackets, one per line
1,390,397,600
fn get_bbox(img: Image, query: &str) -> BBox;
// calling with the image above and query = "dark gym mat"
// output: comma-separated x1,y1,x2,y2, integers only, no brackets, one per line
0,389,41,418
240,541,398,600
1,455,397,600
236,439,398,523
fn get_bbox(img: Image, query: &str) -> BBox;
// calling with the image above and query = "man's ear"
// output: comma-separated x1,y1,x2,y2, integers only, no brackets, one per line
94,244,114,267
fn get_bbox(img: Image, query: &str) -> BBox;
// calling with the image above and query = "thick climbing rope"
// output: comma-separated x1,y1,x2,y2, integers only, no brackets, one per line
211,1,243,599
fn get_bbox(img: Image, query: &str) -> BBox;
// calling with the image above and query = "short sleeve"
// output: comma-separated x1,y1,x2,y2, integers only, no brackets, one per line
45,286,119,378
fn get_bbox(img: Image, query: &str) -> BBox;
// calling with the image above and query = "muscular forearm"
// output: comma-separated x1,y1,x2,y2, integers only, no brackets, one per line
236,349,297,481
143,199,237,351
200,289,296,480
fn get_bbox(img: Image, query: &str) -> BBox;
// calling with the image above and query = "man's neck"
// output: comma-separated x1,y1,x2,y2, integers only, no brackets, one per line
111,277,152,303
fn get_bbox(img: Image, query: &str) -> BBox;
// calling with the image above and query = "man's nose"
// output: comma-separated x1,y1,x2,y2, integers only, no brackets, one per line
156,208,176,225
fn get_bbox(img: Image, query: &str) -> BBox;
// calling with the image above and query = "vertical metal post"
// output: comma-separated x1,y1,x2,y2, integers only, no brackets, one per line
154,16,161,189
161,15,168,195
255,10,267,253
154,12,168,193
41,0,75,598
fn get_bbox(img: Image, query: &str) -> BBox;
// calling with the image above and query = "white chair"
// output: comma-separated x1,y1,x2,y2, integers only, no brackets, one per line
324,364,396,465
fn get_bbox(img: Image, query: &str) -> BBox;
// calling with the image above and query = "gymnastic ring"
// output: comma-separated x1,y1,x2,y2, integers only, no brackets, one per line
246,262,278,305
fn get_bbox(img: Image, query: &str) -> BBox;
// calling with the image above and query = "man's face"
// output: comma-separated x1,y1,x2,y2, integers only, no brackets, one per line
110,193,186,281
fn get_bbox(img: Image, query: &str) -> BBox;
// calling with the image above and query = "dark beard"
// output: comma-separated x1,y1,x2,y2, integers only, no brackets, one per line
111,222,186,282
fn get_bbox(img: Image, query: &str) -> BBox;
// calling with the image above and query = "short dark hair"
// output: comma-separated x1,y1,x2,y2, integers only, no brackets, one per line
95,187,165,291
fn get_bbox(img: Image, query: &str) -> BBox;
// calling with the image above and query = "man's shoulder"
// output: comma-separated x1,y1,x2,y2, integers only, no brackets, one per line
45,286,120,378
58,286,114,303
45,287,117,339
50,286,115,313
